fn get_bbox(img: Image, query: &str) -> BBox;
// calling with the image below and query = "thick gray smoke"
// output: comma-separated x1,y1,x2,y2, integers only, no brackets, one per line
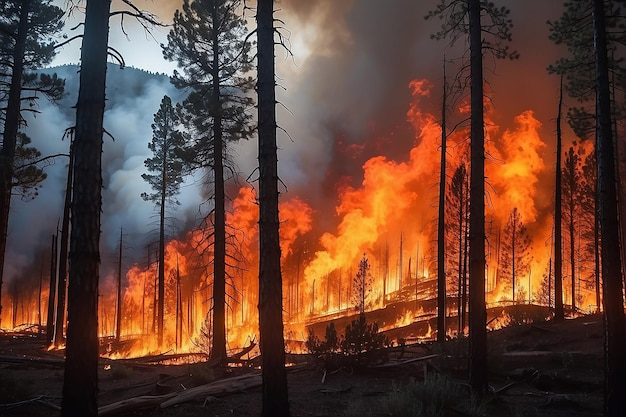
11,64,201,282
9,0,567,285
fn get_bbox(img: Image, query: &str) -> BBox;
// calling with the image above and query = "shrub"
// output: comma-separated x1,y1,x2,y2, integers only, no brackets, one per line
306,314,389,368
341,313,389,366
387,373,462,417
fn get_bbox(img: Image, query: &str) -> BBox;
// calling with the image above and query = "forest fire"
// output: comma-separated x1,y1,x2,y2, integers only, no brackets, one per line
4,78,600,358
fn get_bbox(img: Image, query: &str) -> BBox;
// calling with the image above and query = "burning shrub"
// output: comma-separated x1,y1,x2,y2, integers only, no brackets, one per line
306,314,389,368
305,321,339,356
341,313,389,366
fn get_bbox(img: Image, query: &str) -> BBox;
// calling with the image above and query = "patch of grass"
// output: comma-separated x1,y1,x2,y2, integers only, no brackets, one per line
386,373,462,417
344,398,376,417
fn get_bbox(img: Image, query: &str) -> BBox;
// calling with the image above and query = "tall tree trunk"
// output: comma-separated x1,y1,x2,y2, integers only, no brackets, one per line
468,0,488,395
54,142,73,346
554,75,565,320
567,167,576,312
157,148,166,347
457,173,464,335
46,233,57,345
257,0,289,415
211,1,227,361
152,262,157,334
399,232,403,291
592,1,626,415
61,1,110,415
594,196,601,314
437,59,447,343
0,0,30,328
38,254,44,331
512,213,516,303
115,227,122,342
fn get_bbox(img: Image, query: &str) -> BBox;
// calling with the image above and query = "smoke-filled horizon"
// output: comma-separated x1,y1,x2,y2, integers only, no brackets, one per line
6,1,590,334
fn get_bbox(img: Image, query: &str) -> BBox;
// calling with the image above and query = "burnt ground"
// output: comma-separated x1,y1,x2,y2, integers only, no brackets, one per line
0,312,606,417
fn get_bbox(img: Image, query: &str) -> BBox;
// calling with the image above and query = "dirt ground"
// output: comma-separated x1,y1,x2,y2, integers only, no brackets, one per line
0,313,606,417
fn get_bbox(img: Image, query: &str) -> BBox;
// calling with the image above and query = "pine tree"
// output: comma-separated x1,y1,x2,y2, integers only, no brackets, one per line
553,75,565,320
61,3,161,414
352,254,373,315
257,0,289,414
436,60,448,343
11,132,48,200
426,0,517,395
61,1,111,415
141,95,188,347
499,208,532,303
580,150,600,312
446,162,469,334
548,0,625,139
592,1,626,414
0,0,64,328
163,0,254,361
562,146,581,312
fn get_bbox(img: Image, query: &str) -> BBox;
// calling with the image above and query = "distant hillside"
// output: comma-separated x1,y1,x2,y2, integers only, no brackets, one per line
36,64,182,118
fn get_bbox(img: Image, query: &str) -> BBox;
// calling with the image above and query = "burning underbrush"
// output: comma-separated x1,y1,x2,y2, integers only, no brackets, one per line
3,78,600,362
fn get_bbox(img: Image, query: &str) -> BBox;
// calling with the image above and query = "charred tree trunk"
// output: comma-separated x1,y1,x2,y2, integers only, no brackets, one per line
554,75,565,320
0,0,30,328
46,233,57,344
38,254,44,331
512,215,516,303
468,0,488,395
152,256,157,334
157,152,166,346
437,59,447,343
567,164,576,313
54,142,73,346
594,197,601,313
210,1,227,362
61,1,110,415
592,1,626,415
115,227,123,342
257,0,289,415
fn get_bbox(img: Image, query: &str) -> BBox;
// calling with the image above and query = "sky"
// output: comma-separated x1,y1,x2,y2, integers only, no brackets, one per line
8,0,574,287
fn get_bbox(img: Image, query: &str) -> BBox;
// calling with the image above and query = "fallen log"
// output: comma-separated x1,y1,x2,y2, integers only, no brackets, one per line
226,341,257,363
160,372,262,408
372,354,438,368
98,393,177,416
0,355,65,367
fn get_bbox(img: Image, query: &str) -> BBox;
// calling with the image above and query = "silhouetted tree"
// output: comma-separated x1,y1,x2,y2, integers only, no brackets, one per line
163,0,254,361
553,75,565,320
352,254,373,315
580,149,600,312
592,0,626,414
446,162,469,334
427,0,517,395
141,95,187,347
257,0,289,414
436,60,448,343
499,208,532,303
11,132,48,199
61,2,160,415
61,1,111,415
54,140,72,347
0,0,64,328
562,146,583,312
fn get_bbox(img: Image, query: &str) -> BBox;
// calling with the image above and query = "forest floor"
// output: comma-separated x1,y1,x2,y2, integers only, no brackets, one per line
0,312,606,417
